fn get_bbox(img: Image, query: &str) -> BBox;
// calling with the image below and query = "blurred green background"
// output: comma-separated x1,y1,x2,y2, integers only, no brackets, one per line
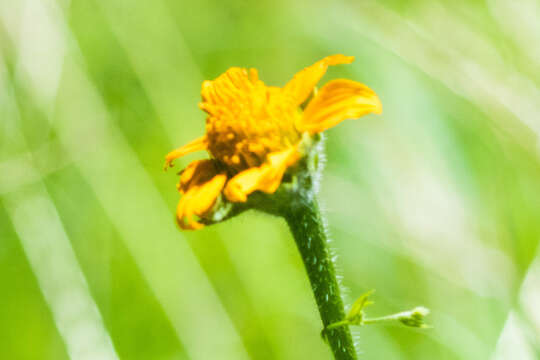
1,0,540,359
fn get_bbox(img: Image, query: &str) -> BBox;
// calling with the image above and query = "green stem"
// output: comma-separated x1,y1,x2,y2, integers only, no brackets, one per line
283,197,357,360
363,314,402,325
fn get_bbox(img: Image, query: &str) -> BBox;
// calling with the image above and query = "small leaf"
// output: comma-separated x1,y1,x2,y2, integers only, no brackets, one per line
346,289,375,323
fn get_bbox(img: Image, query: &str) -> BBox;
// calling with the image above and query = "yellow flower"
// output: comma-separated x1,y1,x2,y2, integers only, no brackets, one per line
165,55,382,229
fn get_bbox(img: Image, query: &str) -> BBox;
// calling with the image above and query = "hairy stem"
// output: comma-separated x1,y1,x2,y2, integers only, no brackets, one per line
283,197,357,360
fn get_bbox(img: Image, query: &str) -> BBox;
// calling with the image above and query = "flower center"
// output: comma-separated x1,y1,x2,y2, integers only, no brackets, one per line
200,68,301,171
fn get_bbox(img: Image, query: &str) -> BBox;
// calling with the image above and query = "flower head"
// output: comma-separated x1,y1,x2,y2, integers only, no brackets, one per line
165,55,382,229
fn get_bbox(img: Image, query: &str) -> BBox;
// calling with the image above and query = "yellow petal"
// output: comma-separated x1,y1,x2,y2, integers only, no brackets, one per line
282,55,354,106
298,79,382,134
177,159,217,193
224,146,300,202
164,136,207,169
200,67,265,108
176,169,227,230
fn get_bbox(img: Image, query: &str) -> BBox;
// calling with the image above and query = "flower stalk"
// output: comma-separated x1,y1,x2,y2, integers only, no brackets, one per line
284,196,357,360
163,55,398,358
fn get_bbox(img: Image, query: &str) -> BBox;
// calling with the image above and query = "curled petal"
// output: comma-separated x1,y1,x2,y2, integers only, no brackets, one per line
164,136,207,169
282,55,354,106
178,159,218,193
176,164,227,230
224,146,300,202
298,79,382,134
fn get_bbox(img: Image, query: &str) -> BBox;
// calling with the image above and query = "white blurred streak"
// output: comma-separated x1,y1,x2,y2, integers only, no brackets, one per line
304,0,539,299
387,165,515,299
324,63,516,299
0,1,250,358
0,0,23,45
0,141,74,195
488,0,540,66
491,253,540,358
94,0,204,140
11,0,65,115
519,257,540,337
311,1,540,152
430,311,487,360
411,2,540,144
0,54,119,360
325,168,515,300
491,313,535,360
52,62,250,360
308,0,540,352
0,153,40,193
4,189,120,360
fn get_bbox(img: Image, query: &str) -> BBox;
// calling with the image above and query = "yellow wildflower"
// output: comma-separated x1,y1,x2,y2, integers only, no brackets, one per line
165,55,382,229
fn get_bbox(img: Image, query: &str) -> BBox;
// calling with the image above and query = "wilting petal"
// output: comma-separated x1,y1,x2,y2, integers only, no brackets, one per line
177,159,216,193
298,79,382,134
176,160,227,230
224,146,300,202
164,136,207,169
282,55,354,107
